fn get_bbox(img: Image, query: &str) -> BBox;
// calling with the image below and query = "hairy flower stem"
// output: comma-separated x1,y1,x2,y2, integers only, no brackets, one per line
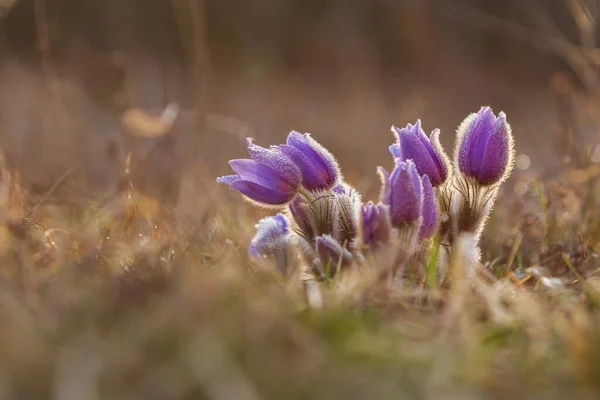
376,225,419,287
298,187,314,203
425,236,441,289
450,178,498,243
437,183,453,241
377,248,410,288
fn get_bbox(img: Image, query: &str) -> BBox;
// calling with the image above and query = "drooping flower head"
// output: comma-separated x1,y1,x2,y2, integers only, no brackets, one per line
455,107,514,186
378,160,423,229
278,131,340,190
360,201,392,250
217,138,301,206
249,213,290,258
389,120,450,187
419,175,438,241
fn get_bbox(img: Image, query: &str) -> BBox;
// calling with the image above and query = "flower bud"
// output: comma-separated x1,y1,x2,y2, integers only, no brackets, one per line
360,201,392,251
217,138,301,205
455,107,514,186
389,120,450,187
278,131,340,190
379,160,423,229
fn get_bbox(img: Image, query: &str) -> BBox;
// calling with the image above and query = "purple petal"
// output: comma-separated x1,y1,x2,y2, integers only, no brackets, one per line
232,180,296,205
409,161,422,197
249,213,289,258
361,201,392,249
388,160,422,227
216,174,240,185
459,107,496,177
413,120,431,148
428,129,449,186
477,112,511,185
389,143,401,158
316,234,352,268
361,203,374,241
246,138,301,188
230,159,295,192
456,107,513,185
456,113,476,177
331,183,347,194
392,123,444,185
285,131,339,190
279,143,335,190
419,175,438,240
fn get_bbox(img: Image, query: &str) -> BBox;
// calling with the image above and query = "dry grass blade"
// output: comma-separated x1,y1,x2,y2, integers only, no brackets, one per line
568,0,596,49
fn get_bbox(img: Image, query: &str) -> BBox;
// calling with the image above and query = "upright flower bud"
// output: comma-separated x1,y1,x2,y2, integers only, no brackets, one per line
455,107,514,186
419,175,438,241
217,138,302,206
360,201,392,251
378,160,423,229
389,120,450,187
278,131,340,190
450,107,515,239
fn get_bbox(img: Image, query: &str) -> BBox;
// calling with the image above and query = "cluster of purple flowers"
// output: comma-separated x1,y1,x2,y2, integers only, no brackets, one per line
218,106,514,280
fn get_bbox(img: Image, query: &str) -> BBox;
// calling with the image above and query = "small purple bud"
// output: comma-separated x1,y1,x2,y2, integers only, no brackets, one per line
315,234,352,270
249,213,290,258
361,201,392,250
217,138,301,205
278,131,340,190
331,183,348,195
419,175,438,241
455,107,514,186
390,120,450,187
382,160,423,228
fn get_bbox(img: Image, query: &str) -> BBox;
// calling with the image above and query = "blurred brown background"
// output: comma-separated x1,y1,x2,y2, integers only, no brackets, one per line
0,0,595,202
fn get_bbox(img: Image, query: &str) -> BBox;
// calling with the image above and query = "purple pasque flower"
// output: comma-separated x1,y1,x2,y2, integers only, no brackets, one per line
315,234,352,271
455,107,514,186
217,138,301,205
389,120,450,187
249,213,290,258
419,175,438,241
360,201,392,250
278,131,340,190
378,160,423,228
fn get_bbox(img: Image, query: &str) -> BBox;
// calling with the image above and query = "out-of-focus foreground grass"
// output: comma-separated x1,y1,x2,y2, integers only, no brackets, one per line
1,141,600,400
